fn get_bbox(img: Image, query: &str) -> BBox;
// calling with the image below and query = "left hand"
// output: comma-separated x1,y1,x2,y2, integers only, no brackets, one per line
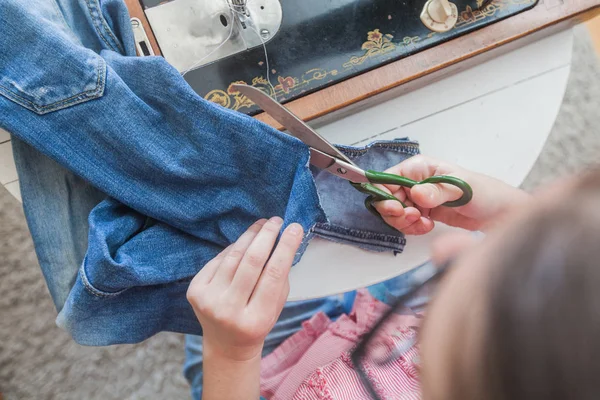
186,217,304,362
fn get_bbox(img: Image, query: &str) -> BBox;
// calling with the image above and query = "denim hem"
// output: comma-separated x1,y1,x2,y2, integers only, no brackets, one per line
336,139,420,158
79,258,128,298
313,223,406,253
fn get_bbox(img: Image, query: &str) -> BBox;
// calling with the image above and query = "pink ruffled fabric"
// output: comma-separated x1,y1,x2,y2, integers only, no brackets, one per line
260,289,422,400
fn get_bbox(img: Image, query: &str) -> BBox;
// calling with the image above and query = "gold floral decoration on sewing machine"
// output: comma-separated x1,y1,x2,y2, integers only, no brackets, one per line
205,69,338,112
429,0,536,36
343,29,396,68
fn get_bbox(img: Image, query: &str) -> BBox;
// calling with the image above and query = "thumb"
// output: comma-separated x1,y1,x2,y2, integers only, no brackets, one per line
410,182,463,209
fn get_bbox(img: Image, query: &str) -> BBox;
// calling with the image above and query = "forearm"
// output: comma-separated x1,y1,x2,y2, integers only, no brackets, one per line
202,342,262,400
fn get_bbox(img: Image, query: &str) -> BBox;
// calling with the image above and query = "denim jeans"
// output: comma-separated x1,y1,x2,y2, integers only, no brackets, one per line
53,138,416,345
2,0,323,343
2,0,411,346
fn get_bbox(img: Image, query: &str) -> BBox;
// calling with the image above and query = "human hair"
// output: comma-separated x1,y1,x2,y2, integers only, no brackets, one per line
450,169,600,400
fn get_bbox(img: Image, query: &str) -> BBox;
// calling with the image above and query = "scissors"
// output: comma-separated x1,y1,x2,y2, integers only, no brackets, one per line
231,84,473,220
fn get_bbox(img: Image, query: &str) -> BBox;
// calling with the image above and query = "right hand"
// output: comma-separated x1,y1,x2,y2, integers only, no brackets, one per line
373,155,531,235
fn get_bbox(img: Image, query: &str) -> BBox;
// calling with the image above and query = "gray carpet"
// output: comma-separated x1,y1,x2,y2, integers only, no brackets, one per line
1,26,598,400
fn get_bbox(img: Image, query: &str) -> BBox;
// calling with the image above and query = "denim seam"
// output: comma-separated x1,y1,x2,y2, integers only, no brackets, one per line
315,223,403,242
51,0,83,45
296,224,316,261
336,141,420,158
313,223,406,250
84,0,125,54
0,58,106,115
306,151,329,223
79,259,128,298
294,150,330,261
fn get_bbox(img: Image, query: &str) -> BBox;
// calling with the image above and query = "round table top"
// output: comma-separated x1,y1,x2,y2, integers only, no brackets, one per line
0,30,573,301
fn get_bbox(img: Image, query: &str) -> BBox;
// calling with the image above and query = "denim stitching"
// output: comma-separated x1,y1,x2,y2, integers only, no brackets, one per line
294,151,329,261
79,258,128,298
84,0,124,54
336,140,420,158
313,223,406,252
96,2,126,54
315,223,407,243
0,58,106,115
51,0,83,45
313,233,404,252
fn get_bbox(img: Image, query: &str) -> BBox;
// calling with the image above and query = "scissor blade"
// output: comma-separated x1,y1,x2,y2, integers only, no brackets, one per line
309,148,369,183
231,84,355,165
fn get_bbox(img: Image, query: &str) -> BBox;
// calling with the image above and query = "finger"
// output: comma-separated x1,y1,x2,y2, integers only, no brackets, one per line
384,155,446,179
400,216,435,235
230,216,284,302
371,184,409,203
379,207,422,232
429,207,483,231
249,223,303,314
191,244,233,287
379,155,442,193
409,183,463,209
187,245,233,306
211,219,267,288
371,185,410,213
273,279,291,326
374,200,406,217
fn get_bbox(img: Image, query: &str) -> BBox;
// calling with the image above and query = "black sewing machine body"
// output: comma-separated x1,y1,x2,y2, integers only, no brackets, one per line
139,0,536,115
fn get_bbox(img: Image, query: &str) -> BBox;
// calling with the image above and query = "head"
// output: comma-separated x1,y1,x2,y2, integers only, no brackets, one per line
420,169,600,400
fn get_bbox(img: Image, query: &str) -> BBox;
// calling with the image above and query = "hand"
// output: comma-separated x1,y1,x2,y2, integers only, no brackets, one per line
186,217,303,362
373,155,531,235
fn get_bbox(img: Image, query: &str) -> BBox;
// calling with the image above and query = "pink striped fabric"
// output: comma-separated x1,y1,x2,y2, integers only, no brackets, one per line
260,290,422,400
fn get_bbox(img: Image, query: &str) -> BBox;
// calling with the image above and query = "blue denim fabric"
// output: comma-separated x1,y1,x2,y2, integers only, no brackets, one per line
11,138,106,310
2,0,411,346
2,0,324,343
1,2,326,238
6,0,138,312
53,139,415,345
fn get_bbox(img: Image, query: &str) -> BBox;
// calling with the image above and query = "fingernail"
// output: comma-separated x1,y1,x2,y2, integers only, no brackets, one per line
287,223,303,236
406,214,419,223
269,216,283,225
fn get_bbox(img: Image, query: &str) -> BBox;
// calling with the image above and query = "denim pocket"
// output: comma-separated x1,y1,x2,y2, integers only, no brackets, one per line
0,0,106,114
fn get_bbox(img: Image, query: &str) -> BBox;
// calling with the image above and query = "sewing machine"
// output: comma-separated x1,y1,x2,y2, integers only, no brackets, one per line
124,0,598,123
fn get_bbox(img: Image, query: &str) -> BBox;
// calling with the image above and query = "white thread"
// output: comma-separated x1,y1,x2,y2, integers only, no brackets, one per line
181,1,235,76
242,17,277,101
181,0,278,102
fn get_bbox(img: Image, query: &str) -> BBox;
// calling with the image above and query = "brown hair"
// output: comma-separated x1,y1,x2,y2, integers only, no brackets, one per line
451,169,600,400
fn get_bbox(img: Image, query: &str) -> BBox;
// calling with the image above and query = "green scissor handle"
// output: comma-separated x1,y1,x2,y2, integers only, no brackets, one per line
351,170,473,221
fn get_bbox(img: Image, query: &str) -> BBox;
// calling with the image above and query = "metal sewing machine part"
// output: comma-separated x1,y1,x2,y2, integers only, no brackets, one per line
420,0,459,32
139,0,283,73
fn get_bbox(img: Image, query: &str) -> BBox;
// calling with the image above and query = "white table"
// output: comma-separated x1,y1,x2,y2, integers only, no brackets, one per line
0,30,573,301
